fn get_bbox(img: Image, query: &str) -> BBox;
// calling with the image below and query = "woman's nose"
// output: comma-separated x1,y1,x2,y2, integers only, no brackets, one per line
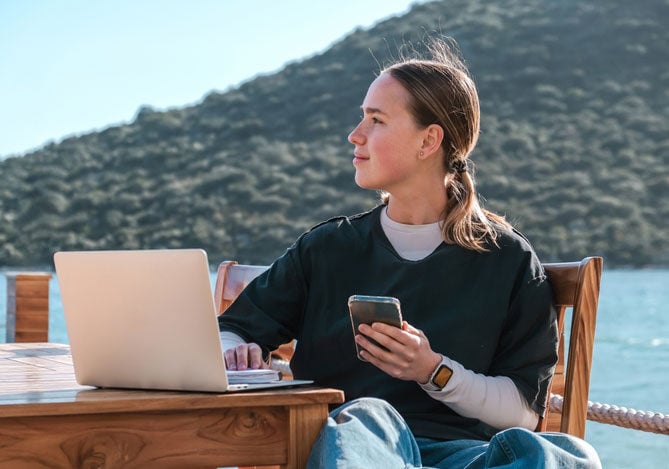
348,123,364,145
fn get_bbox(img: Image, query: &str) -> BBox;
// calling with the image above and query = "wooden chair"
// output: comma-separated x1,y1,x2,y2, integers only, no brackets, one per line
539,256,603,438
214,257,604,440
214,261,269,316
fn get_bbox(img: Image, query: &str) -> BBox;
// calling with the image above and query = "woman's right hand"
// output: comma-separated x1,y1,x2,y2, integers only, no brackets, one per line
224,342,269,370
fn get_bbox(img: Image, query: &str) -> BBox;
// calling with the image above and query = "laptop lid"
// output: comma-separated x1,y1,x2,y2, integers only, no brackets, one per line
54,249,311,392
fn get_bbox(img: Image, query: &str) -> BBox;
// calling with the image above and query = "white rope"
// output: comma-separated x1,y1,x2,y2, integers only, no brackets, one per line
550,394,669,435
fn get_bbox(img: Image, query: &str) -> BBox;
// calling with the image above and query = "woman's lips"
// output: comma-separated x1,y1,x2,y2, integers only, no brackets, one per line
353,152,369,165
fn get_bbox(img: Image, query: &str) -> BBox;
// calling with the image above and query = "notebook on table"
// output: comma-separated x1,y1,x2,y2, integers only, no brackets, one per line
53,248,312,392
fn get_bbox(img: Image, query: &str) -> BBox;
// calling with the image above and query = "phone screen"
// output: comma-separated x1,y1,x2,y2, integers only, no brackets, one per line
348,295,402,361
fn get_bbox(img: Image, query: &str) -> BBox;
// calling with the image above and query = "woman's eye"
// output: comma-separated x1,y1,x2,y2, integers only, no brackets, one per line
372,117,382,124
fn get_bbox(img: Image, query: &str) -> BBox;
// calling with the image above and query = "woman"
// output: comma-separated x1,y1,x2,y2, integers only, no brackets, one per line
218,39,601,468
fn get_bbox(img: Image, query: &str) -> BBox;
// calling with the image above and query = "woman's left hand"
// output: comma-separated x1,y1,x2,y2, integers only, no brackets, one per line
356,321,442,383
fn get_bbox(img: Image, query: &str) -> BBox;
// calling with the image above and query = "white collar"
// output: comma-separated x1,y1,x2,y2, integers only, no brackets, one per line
380,207,443,261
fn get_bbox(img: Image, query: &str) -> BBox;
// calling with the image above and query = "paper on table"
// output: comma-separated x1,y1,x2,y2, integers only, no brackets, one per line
227,369,282,384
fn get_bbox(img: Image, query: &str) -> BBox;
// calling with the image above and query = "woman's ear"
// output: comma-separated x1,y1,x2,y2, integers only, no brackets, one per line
420,124,444,159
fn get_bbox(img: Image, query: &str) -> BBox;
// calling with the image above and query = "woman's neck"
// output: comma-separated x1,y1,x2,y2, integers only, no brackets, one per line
385,193,447,225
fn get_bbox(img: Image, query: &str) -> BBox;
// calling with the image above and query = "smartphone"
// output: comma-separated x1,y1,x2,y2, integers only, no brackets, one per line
348,295,403,361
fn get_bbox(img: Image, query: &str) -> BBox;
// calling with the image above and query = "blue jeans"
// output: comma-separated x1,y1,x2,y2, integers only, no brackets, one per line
307,397,602,469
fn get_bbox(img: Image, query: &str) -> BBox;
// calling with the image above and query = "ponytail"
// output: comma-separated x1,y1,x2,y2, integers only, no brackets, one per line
442,160,509,252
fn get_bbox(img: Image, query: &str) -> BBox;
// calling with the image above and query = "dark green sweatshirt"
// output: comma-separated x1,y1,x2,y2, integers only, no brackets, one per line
218,205,557,441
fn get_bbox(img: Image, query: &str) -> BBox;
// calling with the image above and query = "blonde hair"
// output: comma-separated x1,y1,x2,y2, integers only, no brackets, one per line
381,39,510,251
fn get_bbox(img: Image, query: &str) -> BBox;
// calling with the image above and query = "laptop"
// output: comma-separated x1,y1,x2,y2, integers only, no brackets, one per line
53,248,312,392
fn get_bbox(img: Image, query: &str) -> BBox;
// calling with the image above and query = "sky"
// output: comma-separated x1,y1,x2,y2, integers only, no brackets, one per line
0,0,427,159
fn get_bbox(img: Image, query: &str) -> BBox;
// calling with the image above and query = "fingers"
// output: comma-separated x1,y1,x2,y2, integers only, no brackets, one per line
356,323,403,361
355,330,406,379
356,321,437,383
223,343,267,370
402,321,428,339
359,322,409,345
355,332,389,360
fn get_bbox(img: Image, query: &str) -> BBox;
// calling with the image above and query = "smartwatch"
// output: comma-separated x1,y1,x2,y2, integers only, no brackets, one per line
430,362,453,389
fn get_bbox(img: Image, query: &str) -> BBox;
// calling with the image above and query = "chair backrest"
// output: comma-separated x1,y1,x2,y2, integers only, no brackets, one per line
213,261,269,315
214,261,295,367
540,256,603,438
214,257,604,438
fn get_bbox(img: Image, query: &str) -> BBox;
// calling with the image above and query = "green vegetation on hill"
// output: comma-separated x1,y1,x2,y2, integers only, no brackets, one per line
1,0,668,267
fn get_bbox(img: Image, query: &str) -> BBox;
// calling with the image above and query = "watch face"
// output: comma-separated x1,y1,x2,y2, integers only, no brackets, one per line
432,364,453,388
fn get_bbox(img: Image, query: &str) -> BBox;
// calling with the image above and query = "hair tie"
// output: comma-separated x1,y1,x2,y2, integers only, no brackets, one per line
451,160,468,174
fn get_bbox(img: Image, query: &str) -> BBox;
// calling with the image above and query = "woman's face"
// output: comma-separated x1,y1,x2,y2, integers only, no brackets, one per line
348,73,427,193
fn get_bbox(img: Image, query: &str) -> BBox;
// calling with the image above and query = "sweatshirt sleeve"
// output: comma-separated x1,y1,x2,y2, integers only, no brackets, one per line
217,240,308,358
489,249,558,416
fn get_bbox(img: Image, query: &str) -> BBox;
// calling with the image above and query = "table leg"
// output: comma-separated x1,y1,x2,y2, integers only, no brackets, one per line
284,403,329,469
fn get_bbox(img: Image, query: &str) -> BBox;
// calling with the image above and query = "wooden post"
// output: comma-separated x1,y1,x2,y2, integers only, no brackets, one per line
5,272,52,342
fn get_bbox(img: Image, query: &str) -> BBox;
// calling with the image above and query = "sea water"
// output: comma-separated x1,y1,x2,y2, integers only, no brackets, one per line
584,269,669,468
1,269,667,467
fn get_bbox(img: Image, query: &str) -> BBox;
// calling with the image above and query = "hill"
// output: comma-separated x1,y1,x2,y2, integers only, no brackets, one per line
1,0,668,267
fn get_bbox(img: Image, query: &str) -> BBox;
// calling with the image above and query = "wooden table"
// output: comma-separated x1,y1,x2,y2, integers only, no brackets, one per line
0,343,344,468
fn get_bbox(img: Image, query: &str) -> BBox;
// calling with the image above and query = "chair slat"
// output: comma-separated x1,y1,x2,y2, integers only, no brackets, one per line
543,257,603,437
